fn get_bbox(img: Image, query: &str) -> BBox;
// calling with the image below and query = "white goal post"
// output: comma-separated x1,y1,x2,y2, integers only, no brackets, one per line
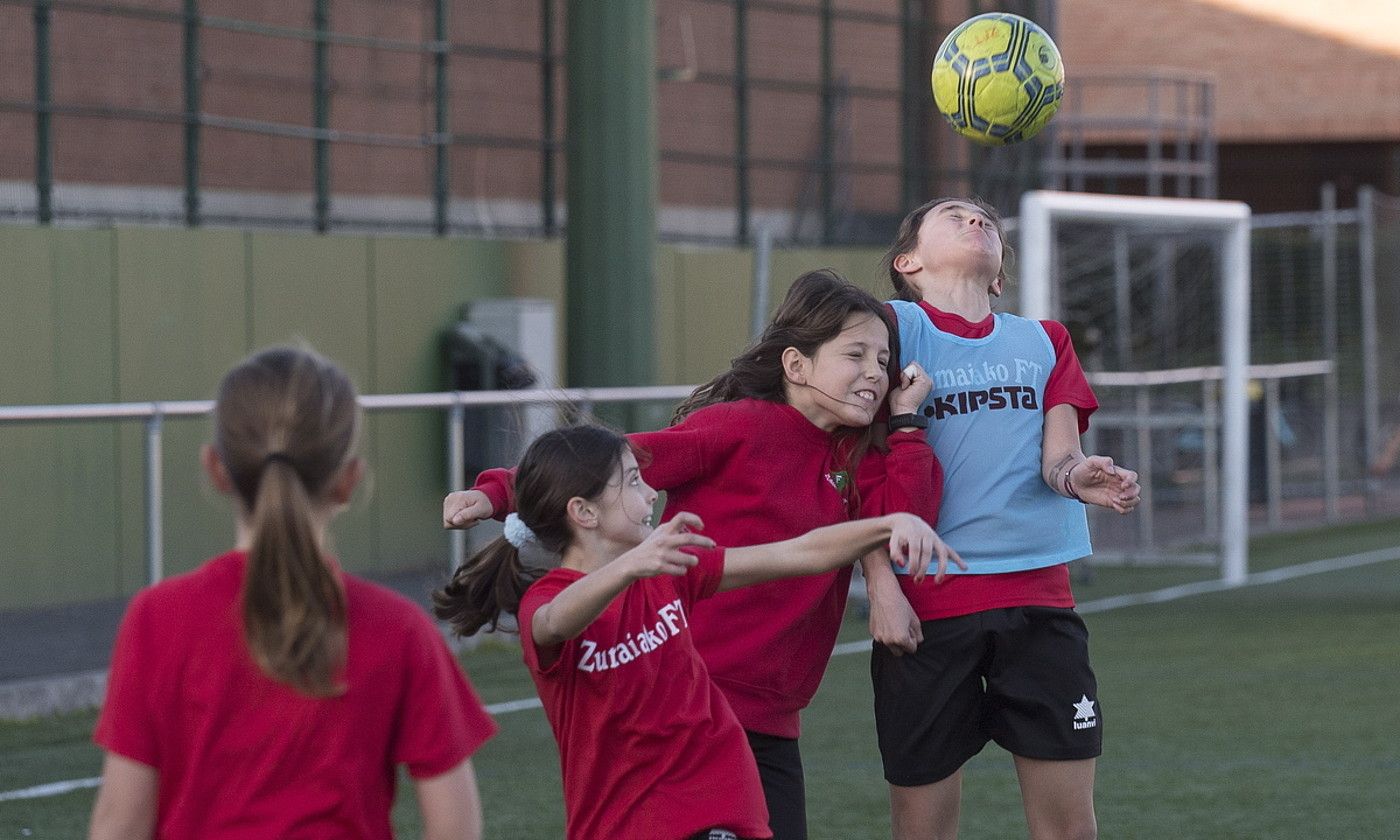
1018,191,1252,584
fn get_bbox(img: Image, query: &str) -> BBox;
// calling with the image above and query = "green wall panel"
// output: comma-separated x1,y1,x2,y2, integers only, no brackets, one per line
247,232,376,572
113,227,251,586
366,237,508,575
673,247,754,386
653,248,682,386
0,223,884,610
0,228,121,608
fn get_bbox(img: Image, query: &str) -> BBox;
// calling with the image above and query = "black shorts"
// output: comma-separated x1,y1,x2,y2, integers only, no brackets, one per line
871,606,1102,787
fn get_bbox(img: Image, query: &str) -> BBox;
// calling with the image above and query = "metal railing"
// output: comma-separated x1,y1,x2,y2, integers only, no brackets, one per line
2,360,1343,586
1086,359,1335,562
0,385,696,585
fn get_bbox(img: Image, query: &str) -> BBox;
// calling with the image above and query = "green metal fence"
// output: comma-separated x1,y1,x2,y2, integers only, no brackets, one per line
0,0,1053,244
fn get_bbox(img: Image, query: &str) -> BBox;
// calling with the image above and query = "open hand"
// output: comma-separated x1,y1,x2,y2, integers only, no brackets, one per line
887,512,966,583
617,512,716,580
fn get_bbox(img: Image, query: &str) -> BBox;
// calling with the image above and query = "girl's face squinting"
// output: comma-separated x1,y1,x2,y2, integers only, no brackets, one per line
788,312,891,431
595,447,658,549
911,200,1004,283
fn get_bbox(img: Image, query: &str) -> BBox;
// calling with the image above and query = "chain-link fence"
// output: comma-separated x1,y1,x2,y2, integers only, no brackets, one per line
1041,187,1400,563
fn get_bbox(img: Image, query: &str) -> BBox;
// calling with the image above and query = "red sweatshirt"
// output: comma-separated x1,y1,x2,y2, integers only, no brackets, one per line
476,398,939,737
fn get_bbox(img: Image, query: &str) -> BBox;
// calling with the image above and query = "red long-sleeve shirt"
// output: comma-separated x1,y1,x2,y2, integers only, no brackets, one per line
476,398,939,737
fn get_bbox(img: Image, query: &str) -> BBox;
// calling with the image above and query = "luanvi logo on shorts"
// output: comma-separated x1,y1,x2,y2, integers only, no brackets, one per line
1072,695,1098,730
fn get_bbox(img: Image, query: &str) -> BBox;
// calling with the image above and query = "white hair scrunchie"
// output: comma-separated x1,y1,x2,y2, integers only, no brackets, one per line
503,512,538,549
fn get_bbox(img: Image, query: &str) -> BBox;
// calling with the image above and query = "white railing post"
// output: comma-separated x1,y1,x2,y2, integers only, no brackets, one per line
145,409,164,586
447,396,466,575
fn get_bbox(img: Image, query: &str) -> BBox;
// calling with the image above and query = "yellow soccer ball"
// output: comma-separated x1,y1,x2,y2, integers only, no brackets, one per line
931,13,1064,146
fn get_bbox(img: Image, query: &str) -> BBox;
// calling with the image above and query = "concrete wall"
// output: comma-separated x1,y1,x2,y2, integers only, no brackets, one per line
0,224,884,610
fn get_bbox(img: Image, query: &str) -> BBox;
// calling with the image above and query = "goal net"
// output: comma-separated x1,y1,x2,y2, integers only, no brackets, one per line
1016,191,1251,582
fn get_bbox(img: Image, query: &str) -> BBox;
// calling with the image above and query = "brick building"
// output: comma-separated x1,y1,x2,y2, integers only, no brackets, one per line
1057,0,1400,211
0,0,1395,235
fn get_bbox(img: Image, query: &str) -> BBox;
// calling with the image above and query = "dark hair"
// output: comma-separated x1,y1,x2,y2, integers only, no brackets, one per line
215,346,360,698
672,268,899,423
433,425,637,637
881,196,1013,301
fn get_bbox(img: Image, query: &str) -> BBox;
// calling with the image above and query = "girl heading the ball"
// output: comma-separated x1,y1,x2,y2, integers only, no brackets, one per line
867,197,1141,840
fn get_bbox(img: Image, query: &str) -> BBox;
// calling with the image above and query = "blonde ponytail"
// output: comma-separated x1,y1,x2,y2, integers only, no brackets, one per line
242,457,346,696
215,347,359,697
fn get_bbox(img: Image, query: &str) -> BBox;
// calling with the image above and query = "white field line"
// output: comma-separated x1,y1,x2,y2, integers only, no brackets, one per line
4,547,1396,804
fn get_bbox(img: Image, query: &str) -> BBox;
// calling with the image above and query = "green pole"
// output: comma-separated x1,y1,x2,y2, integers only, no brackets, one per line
565,0,656,399
313,0,330,233
34,0,52,224
183,0,201,226
433,0,448,236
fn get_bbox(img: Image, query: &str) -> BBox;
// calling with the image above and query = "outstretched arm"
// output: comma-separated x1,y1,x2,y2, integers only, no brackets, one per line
445,421,717,529
1042,403,1141,514
530,515,715,647
719,513,962,592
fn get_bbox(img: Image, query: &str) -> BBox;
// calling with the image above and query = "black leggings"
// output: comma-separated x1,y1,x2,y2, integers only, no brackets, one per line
745,730,807,840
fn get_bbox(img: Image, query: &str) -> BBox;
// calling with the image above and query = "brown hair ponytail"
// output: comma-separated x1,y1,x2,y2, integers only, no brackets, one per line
433,538,540,638
215,346,360,697
434,425,634,637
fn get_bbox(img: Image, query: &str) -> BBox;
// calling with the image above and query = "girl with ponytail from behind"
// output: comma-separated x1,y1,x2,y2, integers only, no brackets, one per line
90,346,496,840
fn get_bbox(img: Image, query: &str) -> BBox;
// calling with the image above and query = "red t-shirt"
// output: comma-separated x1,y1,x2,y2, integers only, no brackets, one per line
478,398,938,737
94,551,497,840
901,302,1098,619
518,548,772,840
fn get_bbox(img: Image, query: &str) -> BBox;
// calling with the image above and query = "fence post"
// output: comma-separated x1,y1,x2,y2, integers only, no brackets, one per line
899,0,924,212
541,0,557,235
1135,385,1155,552
447,398,466,574
1264,377,1282,530
1320,183,1340,521
34,0,53,224
1358,185,1379,512
183,0,201,226
818,0,834,244
313,0,330,233
1202,378,1219,538
750,225,771,340
734,0,750,244
432,0,449,236
146,411,165,585
1113,227,1131,367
